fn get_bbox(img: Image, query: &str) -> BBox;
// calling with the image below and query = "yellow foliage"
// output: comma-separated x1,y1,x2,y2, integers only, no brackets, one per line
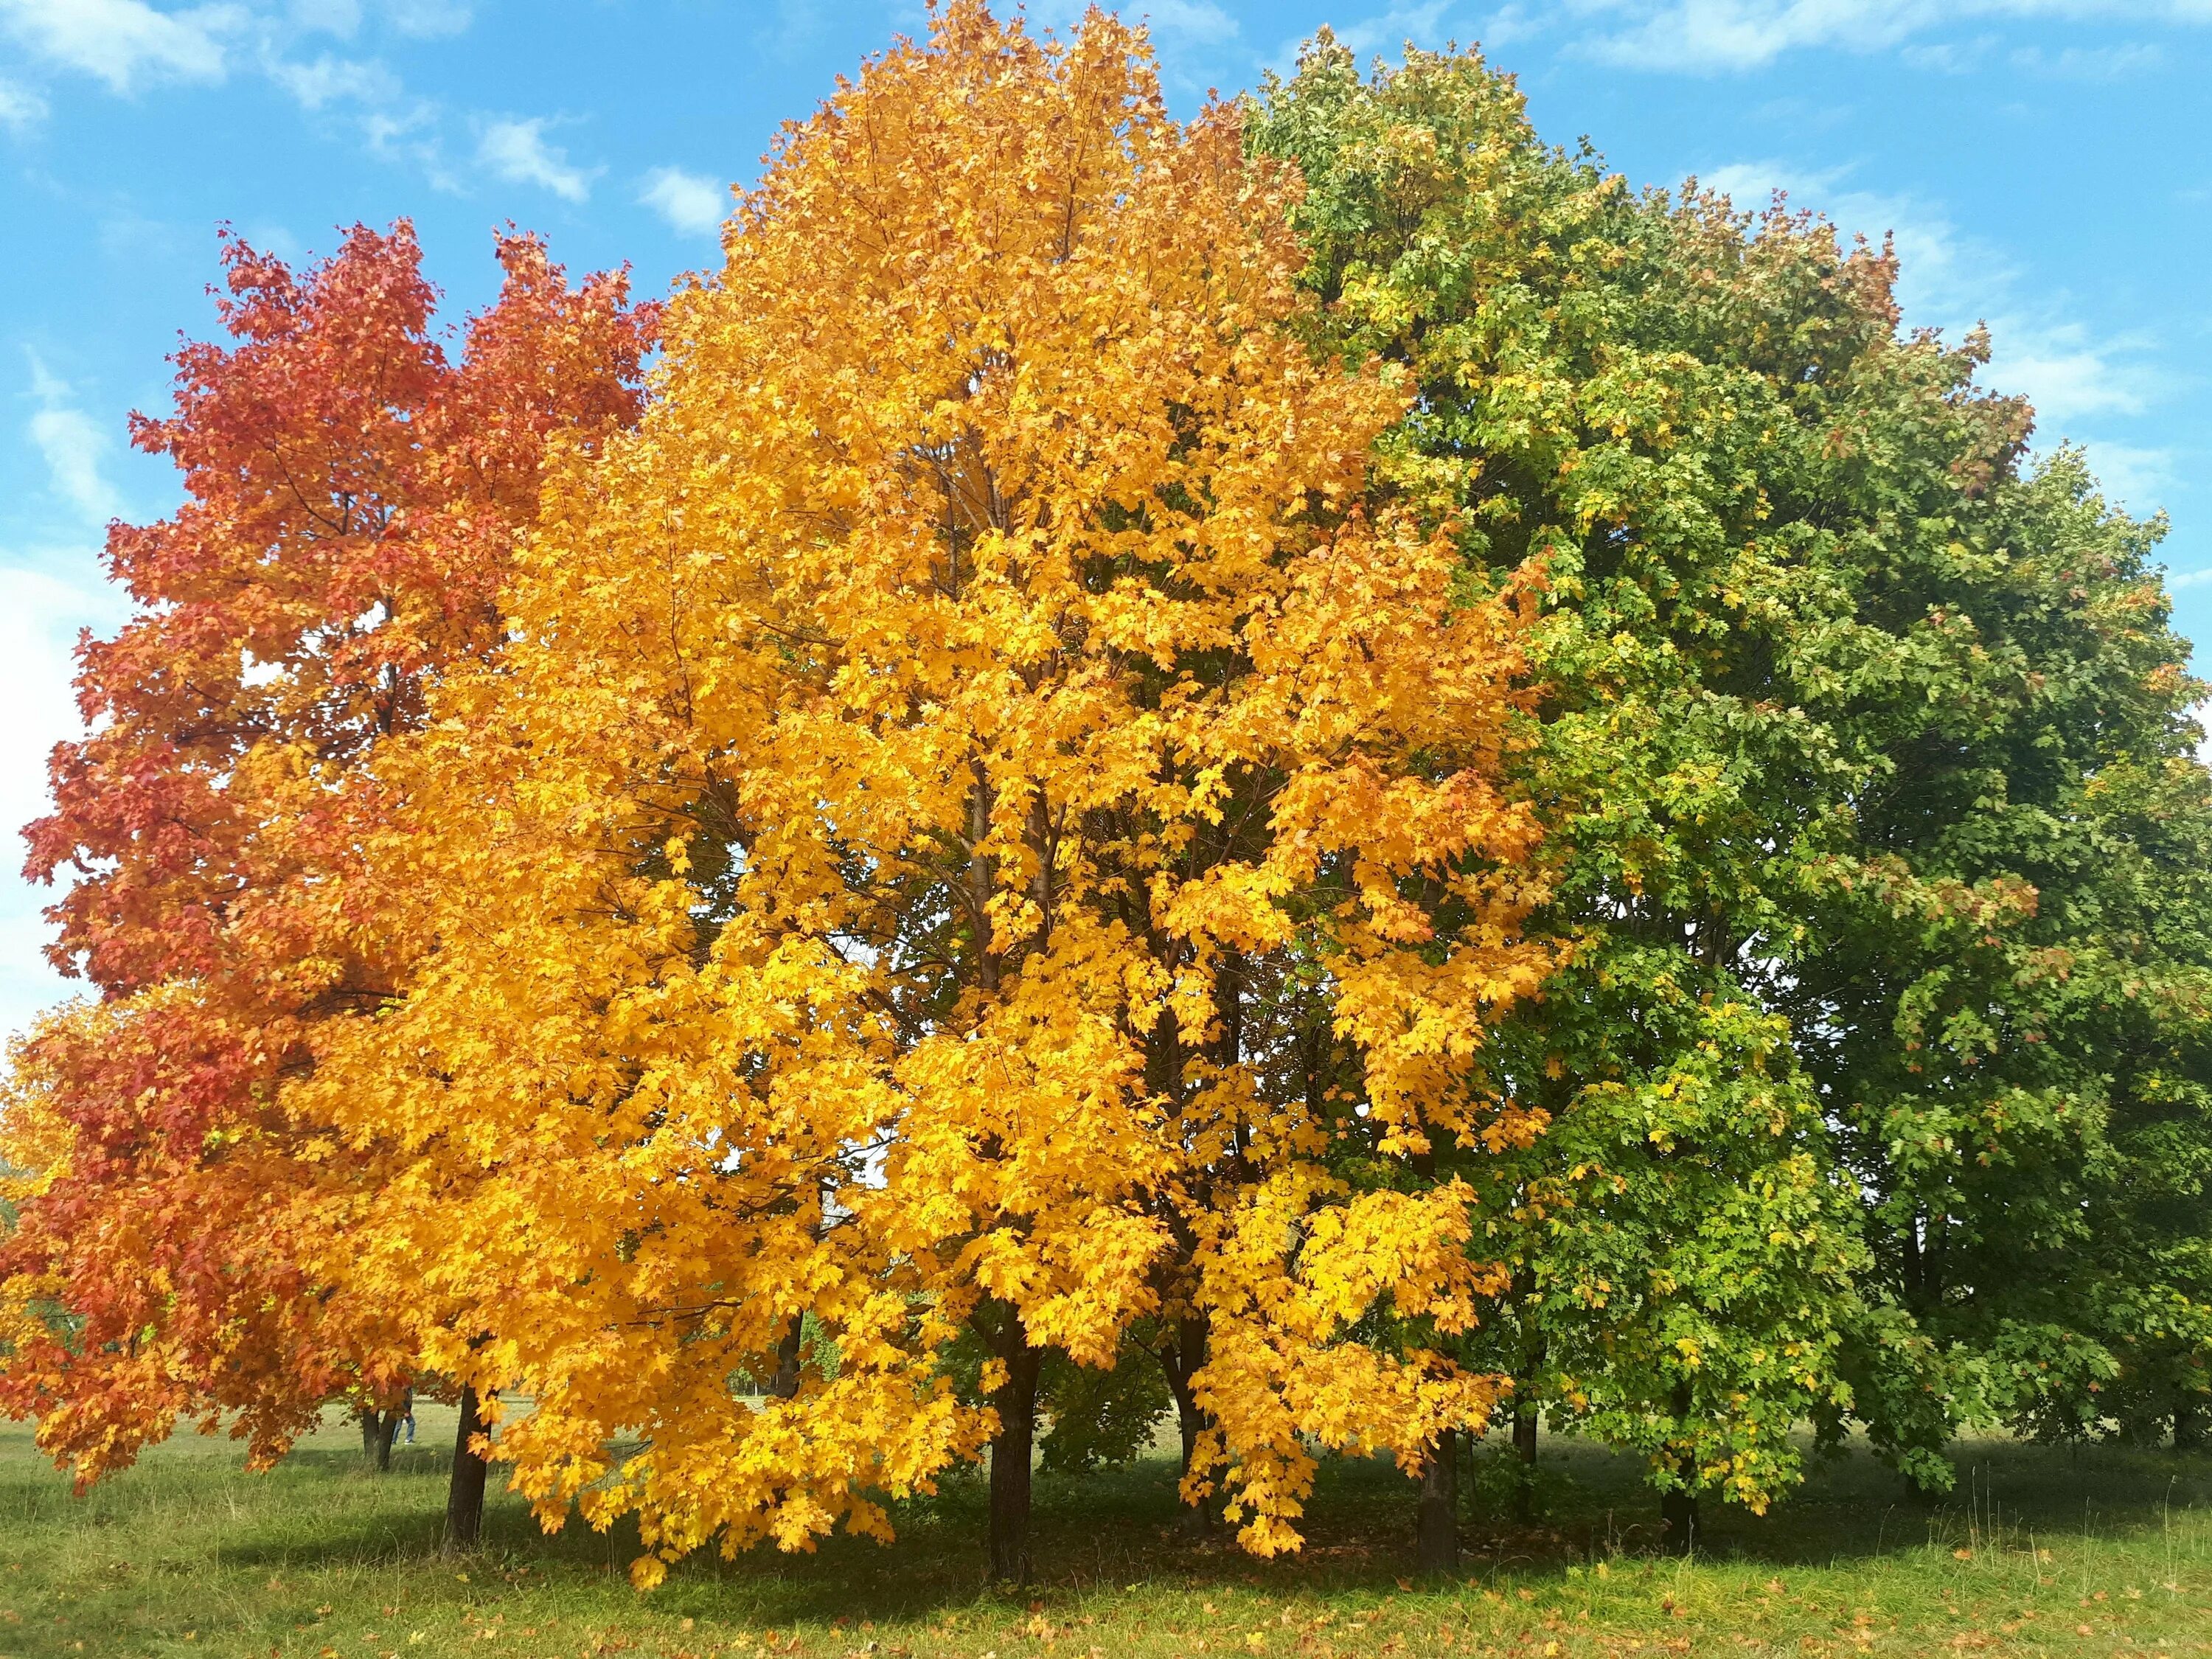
298,0,1549,1571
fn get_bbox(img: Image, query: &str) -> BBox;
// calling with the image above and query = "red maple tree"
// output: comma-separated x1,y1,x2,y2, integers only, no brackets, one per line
0,222,656,1495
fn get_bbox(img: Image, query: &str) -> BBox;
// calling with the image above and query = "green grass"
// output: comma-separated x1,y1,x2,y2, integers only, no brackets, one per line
4,1405,2211,1658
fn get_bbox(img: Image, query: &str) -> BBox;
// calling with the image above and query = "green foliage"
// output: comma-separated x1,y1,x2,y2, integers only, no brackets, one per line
1787,449,2212,1469
1248,29,1881,1514
1037,1345,1173,1477
1248,27,2212,1508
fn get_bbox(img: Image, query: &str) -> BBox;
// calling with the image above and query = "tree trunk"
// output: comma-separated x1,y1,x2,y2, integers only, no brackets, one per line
1660,1478,1700,1554
1506,1267,1545,1526
769,1315,804,1400
1660,1380,1699,1553
2177,1393,2207,1453
1416,1428,1458,1573
1899,1214,1925,1312
443,1385,491,1554
1158,1313,1220,1537
1511,1398,1539,1523
359,1407,398,1472
1178,1394,1203,1477
985,1314,1044,1585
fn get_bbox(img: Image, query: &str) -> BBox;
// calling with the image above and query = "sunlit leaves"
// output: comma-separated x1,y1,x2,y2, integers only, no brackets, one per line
299,2,1547,1577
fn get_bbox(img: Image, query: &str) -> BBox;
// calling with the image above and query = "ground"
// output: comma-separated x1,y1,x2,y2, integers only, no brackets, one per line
3,1405,2208,1658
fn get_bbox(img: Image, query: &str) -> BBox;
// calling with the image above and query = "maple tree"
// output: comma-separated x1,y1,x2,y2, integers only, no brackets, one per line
1785,452,2212,1481
1251,31,2212,1531
0,223,655,1534
1249,37,1876,1545
295,1,1549,1586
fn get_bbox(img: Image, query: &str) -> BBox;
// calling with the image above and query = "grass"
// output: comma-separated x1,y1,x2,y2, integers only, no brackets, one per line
4,1405,2210,1658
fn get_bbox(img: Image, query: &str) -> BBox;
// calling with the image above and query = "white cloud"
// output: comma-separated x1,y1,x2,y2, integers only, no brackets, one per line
24,352,122,526
29,410,118,524
1143,0,1241,46
2079,441,2178,511
0,558,125,1045
0,0,243,92
354,92,458,190
377,0,469,36
477,116,598,204
756,0,827,58
1478,4,1545,48
251,4,456,174
264,48,397,109
288,0,361,29
286,0,470,35
1987,319,2163,423
0,76,46,128
640,166,728,237
0,0,478,190
1899,32,2000,67
1697,158,1852,207
1578,0,1915,71
1573,0,2211,74
1324,0,1452,58
265,13,477,192
2010,38,2166,71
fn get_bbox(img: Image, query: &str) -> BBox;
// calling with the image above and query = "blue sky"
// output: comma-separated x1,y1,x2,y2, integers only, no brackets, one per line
1,0,2206,1039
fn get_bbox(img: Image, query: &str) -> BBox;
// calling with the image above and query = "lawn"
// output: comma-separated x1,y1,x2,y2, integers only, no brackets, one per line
4,1405,2209,1658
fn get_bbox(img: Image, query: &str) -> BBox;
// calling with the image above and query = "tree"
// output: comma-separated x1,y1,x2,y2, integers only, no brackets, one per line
1246,35,1876,1543
0,224,655,1531
298,1,1549,1587
1248,35,1896,1539
1785,448,2212,1481
1251,32,2212,1526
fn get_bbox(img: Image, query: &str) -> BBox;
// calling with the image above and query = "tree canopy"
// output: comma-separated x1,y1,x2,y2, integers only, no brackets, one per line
1250,27,2212,1512
4,0,2206,1588
0,223,654,1495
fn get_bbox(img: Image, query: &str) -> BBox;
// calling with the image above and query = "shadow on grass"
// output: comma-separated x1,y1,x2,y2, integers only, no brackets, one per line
15,1427,2212,1628
713,1438,2210,1616
463,1436,2212,1626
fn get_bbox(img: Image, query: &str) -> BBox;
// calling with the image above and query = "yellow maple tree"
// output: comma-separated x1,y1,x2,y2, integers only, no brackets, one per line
299,0,1551,1583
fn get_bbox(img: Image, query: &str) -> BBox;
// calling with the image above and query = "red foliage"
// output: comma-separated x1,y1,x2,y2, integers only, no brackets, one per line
1,222,655,1484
